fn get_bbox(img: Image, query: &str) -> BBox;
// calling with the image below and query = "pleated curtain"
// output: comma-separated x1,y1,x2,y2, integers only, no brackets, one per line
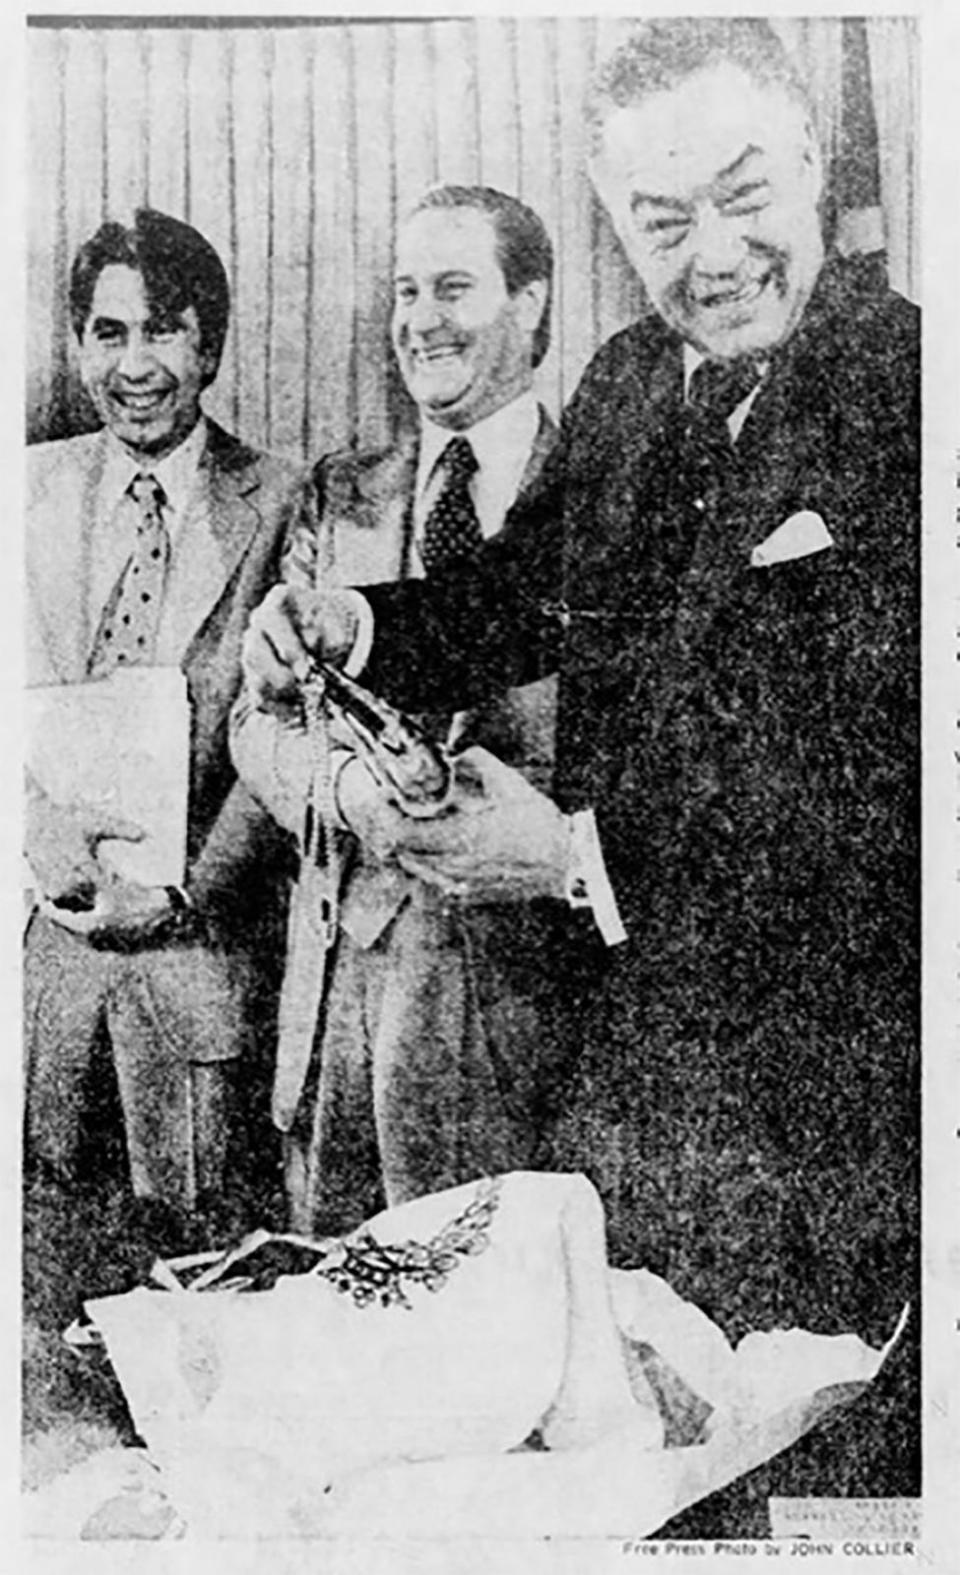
26,17,919,460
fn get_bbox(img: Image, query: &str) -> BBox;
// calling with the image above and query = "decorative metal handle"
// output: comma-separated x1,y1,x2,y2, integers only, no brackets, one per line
301,660,453,818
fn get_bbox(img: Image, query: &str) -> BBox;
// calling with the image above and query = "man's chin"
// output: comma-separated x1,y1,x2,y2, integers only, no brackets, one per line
683,304,791,361
417,385,476,428
107,419,185,460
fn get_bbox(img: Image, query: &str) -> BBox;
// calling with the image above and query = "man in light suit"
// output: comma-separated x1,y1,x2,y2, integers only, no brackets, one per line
232,185,567,1232
24,208,314,1243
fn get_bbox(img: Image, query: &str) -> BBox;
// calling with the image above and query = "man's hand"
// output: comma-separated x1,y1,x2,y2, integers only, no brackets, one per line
241,585,361,708
41,880,180,946
334,753,413,864
25,788,145,909
392,747,569,904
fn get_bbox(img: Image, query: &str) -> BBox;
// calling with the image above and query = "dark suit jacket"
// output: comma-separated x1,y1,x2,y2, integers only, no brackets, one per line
362,257,920,1338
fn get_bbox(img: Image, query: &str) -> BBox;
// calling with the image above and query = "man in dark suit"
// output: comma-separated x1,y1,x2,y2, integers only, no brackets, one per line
233,186,566,1233
244,17,918,1371
24,208,315,1240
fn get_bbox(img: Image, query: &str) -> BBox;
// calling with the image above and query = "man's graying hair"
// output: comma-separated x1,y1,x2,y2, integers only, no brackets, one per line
586,17,816,155
406,185,554,369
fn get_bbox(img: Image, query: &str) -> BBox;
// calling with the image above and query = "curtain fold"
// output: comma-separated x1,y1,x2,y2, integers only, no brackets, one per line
865,16,920,302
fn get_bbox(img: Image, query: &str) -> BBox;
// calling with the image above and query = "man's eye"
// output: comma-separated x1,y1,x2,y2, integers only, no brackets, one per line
719,183,771,218
92,326,122,343
146,323,179,342
721,200,769,218
395,286,417,305
437,281,470,301
644,219,690,250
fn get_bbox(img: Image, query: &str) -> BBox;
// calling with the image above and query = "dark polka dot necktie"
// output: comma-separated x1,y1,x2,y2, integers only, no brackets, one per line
420,435,483,576
89,473,170,676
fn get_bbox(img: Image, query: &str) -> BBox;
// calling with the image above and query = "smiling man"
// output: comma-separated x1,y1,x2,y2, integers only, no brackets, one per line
24,208,316,1253
232,186,565,1233
244,17,919,1386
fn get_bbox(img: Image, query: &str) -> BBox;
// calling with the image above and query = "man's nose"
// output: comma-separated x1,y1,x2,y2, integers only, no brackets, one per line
115,331,156,380
689,205,747,276
404,292,446,337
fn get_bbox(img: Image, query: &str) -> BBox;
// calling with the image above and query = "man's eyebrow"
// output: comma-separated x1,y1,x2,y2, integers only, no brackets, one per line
714,144,765,185
145,306,189,328
89,315,126,333
630,145,767,212
394,268,476,285
630,192,689,214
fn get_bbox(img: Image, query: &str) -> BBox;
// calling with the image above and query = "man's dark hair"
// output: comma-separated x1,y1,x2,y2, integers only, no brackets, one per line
69,208,230,384
586,18,814,153
407,185,554,369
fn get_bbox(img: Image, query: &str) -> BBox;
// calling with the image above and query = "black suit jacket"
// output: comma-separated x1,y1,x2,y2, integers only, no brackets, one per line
364,257,920,1335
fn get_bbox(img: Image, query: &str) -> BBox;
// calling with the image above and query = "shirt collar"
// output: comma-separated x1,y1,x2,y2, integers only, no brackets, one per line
101,415,208,521
417,389,540,493
681,343,769,400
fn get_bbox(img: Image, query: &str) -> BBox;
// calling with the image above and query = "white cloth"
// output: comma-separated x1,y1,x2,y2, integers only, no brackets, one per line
76,1170,903,1541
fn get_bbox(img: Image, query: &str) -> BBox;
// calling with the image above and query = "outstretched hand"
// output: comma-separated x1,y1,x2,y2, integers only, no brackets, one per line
241,585,362,707
392,747,569,905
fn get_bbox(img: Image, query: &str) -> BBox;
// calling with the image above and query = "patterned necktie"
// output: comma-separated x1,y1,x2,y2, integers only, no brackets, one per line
89,473,170,676
420,435,483,576
685,356,764,465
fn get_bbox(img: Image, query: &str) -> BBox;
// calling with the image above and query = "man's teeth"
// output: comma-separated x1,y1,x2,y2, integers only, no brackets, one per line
696,277,766,309
116,391,167,409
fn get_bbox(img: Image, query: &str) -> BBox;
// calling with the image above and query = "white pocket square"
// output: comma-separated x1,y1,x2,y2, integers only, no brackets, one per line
750,510,834,568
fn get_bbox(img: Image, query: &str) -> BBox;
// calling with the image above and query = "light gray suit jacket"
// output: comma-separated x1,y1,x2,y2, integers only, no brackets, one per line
27,419,316,921
232,407,558,1128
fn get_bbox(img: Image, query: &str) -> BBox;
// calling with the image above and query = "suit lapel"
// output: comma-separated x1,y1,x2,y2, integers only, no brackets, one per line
517,404,557,496
328,433,418,586
26,433,107,684
157,421,263,664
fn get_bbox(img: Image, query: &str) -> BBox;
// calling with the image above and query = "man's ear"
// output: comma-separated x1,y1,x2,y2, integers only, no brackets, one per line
200,345,221,389
800,119,825,204
514,278,548,339
586,154,631,250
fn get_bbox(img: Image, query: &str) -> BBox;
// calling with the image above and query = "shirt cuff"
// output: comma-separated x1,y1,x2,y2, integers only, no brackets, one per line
566,808,627,947
342,591,374,678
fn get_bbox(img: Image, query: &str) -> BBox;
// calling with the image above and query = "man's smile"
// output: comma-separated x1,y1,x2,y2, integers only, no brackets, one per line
689,270,773,314
409,342,468,366
106,386,174,416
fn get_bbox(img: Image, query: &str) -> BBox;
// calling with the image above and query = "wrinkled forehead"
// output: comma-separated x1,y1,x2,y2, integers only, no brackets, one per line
395,207,503,280
595,63,814,199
